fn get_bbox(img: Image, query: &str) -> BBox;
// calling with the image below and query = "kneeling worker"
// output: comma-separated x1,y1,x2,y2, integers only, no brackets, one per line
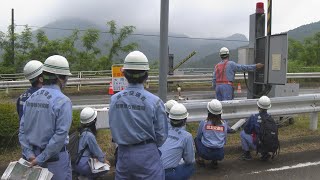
74,107,110,179
159,103,195,180
240,96,279,161
194,99,228,168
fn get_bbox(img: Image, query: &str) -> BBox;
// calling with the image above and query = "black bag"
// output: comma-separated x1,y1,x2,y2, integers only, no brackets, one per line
67,129,90,166
257,115,280,158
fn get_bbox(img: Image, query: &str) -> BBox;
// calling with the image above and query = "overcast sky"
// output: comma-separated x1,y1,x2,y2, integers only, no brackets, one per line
0,0,319,38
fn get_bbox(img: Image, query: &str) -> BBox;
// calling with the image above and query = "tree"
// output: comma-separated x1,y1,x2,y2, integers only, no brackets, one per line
76,29,100,71
15,25,34,71
288,38,304,61
105,20,138,64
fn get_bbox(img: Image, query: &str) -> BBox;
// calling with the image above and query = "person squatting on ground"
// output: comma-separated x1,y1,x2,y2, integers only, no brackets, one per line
16,60,43,121
73,107,110,180
212,47,264,101
240,95,279,161
109,51,168,180
194,99,228,169
19,55,73,180
159,103,195,180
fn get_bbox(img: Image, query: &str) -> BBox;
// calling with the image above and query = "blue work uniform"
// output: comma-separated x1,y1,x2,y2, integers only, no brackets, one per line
194,120,228,161
109,83,168,180
240,111,271,151
159,126,195,180
19,85,73,180
212,59,256,101
74,130,107,180
16,87,40,121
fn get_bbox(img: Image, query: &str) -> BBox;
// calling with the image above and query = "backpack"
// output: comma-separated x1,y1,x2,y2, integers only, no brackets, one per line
257,115,280,159
67,128,91,166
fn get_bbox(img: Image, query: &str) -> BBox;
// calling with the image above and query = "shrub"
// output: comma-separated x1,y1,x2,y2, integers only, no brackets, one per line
0,102,81,148
0,103,20,149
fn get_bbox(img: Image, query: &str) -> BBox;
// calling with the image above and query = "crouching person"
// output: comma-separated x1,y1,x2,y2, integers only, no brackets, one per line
194,99,227,169
240,96,279,161
159,103,195,180
74,107,110,179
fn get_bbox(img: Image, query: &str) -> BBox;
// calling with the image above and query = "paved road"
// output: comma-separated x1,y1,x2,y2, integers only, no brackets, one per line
86,148,320,179
192,149,320,180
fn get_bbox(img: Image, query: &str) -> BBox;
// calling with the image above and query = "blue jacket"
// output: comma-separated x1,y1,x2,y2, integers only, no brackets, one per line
196,119,228,149
212,59,256,88
16,87,40,121
243,111,272,143
159,126,195,169
19,85,72,165
78,130,105,163
109,83,168,147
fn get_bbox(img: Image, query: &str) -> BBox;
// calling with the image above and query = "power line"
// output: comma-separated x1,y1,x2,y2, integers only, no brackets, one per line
15,24,249,43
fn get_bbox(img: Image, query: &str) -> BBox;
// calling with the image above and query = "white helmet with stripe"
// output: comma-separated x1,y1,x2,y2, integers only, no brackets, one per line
123,51,150,71
42,55,72,76
23,60,43,80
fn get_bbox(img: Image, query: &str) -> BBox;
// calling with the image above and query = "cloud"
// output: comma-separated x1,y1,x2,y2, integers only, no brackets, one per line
1,0,319,38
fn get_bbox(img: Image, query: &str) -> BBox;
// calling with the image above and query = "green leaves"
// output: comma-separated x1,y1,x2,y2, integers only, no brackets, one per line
0,20,138,73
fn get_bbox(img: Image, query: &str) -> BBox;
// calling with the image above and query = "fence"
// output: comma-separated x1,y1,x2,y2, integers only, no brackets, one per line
75,94,320,130
1,72,320,92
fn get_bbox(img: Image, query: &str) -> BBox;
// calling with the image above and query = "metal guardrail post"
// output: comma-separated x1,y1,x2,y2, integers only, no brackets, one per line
310,112,318,130
77,72,82,92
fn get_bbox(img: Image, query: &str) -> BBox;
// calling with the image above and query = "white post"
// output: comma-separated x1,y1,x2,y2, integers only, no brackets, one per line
6,87,9,94
309,112,318,130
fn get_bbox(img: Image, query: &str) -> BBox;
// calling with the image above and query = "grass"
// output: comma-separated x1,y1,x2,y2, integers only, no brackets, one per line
1,113,319,166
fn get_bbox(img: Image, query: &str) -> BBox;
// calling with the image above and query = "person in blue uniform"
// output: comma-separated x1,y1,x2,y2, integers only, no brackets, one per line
212,47,264,101
19,55,73,180
109,51,168,180
240,96,273,161
16,60,43,121
164,99,178,127
74,107,110,180
194,99,228,169
159,103,195,180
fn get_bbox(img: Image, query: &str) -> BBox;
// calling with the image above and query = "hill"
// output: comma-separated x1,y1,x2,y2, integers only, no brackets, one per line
287,21,320,41
189,21,320,68
37,18,248,64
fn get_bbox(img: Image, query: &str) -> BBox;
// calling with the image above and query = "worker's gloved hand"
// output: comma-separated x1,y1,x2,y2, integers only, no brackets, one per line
227,129,236,134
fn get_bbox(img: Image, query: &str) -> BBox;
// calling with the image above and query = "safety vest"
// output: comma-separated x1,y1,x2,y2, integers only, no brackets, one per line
215,60,233,85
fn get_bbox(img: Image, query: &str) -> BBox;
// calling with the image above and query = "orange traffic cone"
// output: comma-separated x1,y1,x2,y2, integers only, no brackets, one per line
237,83,242,93
108,82,114,95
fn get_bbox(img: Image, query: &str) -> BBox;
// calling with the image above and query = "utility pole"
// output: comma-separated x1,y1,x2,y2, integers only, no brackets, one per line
11,8,15,66
159,0,169,102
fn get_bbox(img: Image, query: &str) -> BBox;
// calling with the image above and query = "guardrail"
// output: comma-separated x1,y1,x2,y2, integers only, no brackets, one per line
1,72,320,93
78,94,320,130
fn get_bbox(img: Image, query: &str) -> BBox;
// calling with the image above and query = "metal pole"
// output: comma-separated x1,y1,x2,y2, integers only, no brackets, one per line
267,0,272,36
309,112,318,130
11,9,15,66
159,0,169,102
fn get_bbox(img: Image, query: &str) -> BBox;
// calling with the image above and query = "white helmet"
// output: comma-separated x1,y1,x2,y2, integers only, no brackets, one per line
80,107,97,124
257,96,271,109
169,103,189,120
207,99,223,115
23,60,43,80
219,47,230,56
123,51,150,70
164,99,178,113
42,55,72,76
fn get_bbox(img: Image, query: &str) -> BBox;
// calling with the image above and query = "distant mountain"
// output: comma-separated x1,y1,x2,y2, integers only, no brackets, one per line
190,21,320,68
36,18,248,64
288,21,320,41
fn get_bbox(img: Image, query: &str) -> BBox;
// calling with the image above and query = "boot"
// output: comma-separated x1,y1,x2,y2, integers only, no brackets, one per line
210,160,218,169
240,151,252,160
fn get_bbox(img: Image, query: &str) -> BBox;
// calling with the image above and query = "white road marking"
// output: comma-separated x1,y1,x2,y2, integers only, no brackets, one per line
249,161,320,174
